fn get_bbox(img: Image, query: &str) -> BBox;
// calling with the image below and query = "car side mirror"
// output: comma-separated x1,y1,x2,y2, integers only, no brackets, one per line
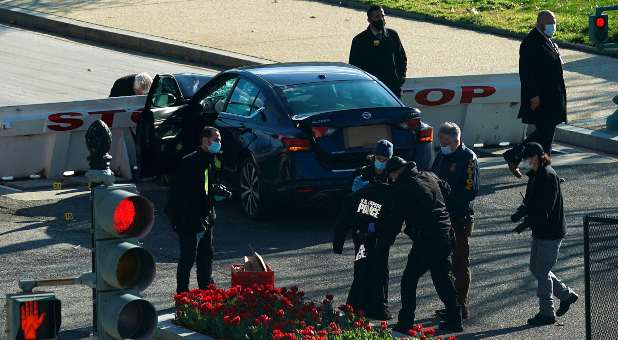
152,93,177,108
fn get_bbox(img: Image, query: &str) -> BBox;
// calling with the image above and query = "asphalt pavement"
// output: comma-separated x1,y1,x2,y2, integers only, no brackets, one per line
0,24,216,106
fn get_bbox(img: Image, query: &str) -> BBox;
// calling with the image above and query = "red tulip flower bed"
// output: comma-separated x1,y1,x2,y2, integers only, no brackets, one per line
174,284,456,340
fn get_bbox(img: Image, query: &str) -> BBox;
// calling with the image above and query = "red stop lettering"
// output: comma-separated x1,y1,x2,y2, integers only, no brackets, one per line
460,86,496,104
89,109,125,128
48,112,83,131
415,88,455,106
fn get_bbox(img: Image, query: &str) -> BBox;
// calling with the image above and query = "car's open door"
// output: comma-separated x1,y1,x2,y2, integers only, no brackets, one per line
136,74,185,179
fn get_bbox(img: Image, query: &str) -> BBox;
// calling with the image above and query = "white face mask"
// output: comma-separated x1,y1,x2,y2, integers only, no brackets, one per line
544,24,556,38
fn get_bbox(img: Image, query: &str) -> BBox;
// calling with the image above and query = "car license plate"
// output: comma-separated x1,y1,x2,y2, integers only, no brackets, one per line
344,125,392,149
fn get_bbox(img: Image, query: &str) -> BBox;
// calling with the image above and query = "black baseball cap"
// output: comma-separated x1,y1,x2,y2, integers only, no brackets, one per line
522,142,545,158
385,156,408,174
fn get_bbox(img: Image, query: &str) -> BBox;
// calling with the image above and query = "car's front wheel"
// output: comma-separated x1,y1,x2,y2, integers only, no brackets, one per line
239,159,265,219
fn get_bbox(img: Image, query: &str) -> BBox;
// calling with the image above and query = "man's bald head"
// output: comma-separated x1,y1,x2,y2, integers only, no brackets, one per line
537,10,556,27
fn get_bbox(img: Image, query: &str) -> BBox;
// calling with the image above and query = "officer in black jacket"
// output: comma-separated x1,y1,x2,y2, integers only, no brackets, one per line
517,142,578,326
351,140,393,192
503,10,567,178
386,157,463,333
349,5,407,98
431,122,479,319
333,181,399,320
165,126,230,293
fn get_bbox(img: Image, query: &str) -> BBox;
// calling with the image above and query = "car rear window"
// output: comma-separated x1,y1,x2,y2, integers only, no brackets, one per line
278,80,401,117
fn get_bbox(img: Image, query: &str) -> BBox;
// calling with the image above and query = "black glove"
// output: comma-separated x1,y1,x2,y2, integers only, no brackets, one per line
212,183,232,201
512,218,530,234
333,241,344,254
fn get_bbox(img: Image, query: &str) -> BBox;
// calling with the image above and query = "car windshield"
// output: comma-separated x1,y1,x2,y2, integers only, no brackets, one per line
278,80,401,118
175,74,213,99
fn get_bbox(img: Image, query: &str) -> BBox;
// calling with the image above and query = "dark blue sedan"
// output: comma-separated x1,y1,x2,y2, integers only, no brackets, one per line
136,62,433,218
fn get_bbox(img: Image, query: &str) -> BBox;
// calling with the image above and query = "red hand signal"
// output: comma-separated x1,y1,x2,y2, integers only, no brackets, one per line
20,301,46,340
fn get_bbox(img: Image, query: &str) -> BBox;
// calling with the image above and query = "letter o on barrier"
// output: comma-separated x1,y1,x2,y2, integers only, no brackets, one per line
415,88,455,106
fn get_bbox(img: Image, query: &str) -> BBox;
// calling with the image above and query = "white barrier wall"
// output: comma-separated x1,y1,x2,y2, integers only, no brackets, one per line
0,96,146,180
0,73,524,180
402,73,523,146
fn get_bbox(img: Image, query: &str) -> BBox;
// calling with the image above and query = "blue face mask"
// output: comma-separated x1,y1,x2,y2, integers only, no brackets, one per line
374,160,386,171
440,146,453,155
208,141,221,154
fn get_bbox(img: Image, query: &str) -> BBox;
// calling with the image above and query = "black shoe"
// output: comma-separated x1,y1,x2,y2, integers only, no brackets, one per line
439,320,464,333
436,306,468,320
556,293,578,317
527,313,556,326
503,149,523,178
366,309,393,320
391,323,411,334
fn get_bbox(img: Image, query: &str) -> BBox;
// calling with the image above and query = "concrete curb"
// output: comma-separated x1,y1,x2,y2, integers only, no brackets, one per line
0,5,273,70
157,313,216,340
311,0,618,58
555,125,618,155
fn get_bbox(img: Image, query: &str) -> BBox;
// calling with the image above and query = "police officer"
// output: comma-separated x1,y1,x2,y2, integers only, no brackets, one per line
349,5,407,98
432,122,479,320
333,180,399,320
518,142,578,326
165,126,230,293
385,157,463,333
351,139,393,192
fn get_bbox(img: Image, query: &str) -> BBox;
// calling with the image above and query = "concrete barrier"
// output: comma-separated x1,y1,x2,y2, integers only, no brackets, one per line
0,96,146,180
402,73,524,147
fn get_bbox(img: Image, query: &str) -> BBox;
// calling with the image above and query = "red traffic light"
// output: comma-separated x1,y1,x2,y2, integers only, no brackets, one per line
114,198,136,234
595,16,607,28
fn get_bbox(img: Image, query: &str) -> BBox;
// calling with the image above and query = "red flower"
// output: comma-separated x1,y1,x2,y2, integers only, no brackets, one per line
448,337,457,340
425,327,436,336
276,309,285,318
380,321,388,331
408,329,417,337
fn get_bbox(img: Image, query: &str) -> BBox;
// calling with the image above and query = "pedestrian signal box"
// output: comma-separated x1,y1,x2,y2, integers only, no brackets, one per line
5,292,61,340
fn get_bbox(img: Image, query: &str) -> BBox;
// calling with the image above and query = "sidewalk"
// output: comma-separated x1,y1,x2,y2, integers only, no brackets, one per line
1,0,617,125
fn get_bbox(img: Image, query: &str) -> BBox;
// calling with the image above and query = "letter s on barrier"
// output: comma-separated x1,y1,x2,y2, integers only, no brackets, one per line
415,88,455,106
47,112,83,131
460,86,496,104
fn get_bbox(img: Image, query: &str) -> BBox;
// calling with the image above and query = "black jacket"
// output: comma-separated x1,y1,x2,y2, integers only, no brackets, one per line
524,165,566,240
333,182,399,254
354,161,388,185
431,144,479,221
518,28,567,125
387,164,452,243
164,149,220,233
109,74,137,97
349,27,407,96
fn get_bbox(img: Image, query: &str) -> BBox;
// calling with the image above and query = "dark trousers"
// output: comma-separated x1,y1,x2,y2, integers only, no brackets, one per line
176,225,214,293
398,242,461,328
522,122,557,155
452,220,473,306
347,235,390,315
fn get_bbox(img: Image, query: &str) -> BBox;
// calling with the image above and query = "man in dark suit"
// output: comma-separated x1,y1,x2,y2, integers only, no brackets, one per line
109,72,153,97
349,5,407,98
503,10,567,178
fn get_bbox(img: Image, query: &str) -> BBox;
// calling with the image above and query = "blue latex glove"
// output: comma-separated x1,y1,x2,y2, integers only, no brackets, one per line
352,176,369,192
368,222,376,233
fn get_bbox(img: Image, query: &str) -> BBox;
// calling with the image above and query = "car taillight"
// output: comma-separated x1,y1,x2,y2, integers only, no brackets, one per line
280,136,311,152
400,117,421,130
311,126,337,139
418,126,433,143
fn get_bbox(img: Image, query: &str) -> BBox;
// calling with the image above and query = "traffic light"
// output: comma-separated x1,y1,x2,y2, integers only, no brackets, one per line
93,184,157,340
590,14,609,44
5,292,61,340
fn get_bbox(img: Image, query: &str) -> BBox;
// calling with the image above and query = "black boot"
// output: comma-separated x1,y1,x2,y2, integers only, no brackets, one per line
556,292,578,317
527,313,556,326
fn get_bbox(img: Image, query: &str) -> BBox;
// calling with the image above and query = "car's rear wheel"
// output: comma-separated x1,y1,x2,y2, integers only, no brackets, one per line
240,159,264,219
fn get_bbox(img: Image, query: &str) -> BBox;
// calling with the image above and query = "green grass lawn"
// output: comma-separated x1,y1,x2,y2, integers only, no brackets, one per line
360,0,618,45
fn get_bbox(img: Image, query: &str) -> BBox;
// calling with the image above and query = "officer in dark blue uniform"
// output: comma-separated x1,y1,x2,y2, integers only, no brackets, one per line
431,122,479,320
333,181,399,320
